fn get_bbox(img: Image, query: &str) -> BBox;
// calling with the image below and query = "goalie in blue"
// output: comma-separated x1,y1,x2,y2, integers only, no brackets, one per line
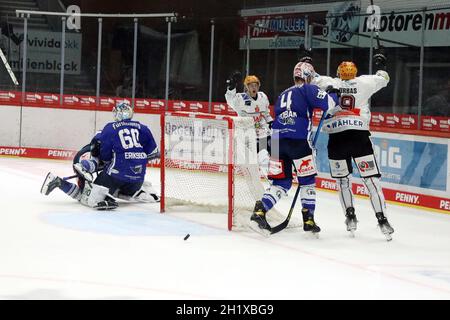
41,102,160,210
250,62,339,235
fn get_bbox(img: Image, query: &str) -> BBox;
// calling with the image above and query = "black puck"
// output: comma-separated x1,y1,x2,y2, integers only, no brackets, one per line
184,234,190,241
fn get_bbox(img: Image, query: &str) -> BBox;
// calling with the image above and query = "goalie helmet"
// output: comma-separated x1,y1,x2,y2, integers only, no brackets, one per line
113,102,133,121
337,61,358,80
293,62,315,84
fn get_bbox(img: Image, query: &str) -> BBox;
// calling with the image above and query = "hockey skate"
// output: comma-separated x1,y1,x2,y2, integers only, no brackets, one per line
302,208,321,236
94,196,118,211
376,212,394,241
345,207,358,237
40,172,62,195
249,201,271,236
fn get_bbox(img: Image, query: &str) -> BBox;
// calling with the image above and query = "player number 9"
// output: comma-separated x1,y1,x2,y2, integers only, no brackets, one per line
340,94,356,110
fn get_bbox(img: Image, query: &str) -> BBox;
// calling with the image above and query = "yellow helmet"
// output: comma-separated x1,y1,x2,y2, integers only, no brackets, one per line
244,75,260,87
337,61,358,80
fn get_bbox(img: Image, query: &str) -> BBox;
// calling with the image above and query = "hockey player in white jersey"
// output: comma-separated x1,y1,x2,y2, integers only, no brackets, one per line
300,46,394,240
225,72,273,172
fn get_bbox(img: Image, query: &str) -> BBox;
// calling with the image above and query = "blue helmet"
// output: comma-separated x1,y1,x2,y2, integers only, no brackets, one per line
113,102,133,121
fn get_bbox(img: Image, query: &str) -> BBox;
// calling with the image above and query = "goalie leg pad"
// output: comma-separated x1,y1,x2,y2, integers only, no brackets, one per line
80,183,116,209
130,181,160,203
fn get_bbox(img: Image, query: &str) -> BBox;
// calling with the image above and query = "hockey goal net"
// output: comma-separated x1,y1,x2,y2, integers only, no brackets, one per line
160,111,299,231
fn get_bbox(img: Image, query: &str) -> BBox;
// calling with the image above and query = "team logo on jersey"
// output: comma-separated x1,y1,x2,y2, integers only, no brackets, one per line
131,165,143,175
279,110,297,125
296,155,317,177
358,160,375,172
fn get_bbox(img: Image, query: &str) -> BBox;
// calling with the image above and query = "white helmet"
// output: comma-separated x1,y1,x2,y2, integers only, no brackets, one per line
293,62,316,84
113,102,133,121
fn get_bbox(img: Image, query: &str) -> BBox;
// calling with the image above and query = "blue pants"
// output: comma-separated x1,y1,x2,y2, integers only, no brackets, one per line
263,138,317,214
94,171,143,196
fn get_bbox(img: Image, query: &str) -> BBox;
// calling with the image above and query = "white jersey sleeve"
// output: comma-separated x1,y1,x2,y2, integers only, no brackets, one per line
258,92,273,123
225,88,246,116
312,75,342,90
356,70,390,96
351,70,390,121
225,89,272,138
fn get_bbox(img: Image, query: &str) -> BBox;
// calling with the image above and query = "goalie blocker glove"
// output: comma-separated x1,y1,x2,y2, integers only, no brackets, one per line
226,70,242,90
373,46,387,71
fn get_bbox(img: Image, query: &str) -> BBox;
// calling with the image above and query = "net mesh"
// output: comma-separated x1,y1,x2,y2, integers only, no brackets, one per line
163,113,301,230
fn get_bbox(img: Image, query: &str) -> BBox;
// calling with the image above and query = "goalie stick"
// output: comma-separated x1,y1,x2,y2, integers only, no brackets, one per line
62,149,160,181
270,113,326,235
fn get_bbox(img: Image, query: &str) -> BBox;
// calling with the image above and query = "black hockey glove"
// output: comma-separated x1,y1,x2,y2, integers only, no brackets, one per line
298,44,313,64
147,149,161,161
325,85,341,98
226,70,242,90
373,46,387,71
90,138,101,157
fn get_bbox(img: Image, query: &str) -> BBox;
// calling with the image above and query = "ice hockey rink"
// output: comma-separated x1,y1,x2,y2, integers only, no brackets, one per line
0,156,449,300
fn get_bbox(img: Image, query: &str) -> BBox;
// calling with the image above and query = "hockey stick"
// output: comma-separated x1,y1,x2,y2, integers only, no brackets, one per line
0,47,19,85
63,161,105,181
370,0,381,49
63,168,102,181
270,113,326,235
62,149,159,181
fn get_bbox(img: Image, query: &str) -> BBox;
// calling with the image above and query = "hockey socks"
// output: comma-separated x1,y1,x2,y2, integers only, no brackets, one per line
261,184,288,212
60,179,81,199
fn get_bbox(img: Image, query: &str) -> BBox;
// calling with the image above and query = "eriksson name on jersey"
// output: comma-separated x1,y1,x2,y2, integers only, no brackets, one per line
125,152,148,159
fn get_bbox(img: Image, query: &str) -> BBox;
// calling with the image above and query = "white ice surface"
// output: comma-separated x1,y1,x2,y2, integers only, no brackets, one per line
0,157,449,300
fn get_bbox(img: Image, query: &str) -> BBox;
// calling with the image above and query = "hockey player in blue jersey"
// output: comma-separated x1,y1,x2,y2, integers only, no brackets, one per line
41,102,160,209
250,62,339,234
